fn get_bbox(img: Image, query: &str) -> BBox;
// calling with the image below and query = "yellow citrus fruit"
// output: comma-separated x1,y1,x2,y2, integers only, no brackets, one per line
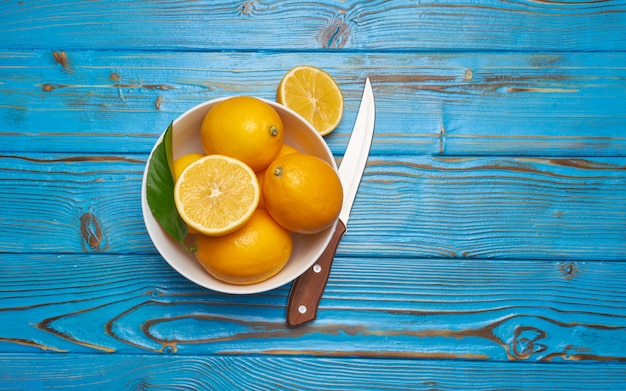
195,209,293,285
173,153,206,235
201,96,284,172
173,153,205,182
256,144,300,209
263,153,343,234
276,143,300,157
276,65,344,136
174,155,260,236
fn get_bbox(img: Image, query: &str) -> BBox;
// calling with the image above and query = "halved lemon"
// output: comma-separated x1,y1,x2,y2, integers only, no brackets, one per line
174,155,260,236
276,65,344,136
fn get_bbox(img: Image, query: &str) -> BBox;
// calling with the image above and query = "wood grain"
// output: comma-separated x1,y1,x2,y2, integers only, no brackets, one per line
1,154,624,259
1,51,625,156
1,0,626,386
1,354,625,390
2,1,625,51
1,253,625,361
0,153,150,253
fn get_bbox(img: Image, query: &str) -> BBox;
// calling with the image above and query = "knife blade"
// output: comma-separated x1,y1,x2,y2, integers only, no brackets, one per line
286,77,375,327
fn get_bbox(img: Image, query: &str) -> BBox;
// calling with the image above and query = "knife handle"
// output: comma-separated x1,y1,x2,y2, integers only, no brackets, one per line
286,220,347,328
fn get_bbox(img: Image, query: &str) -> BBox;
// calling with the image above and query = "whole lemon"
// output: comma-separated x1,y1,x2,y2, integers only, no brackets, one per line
173,153,205,182
256,143,299,209
263,153,343,234
195,209,293,285
201,96,284,172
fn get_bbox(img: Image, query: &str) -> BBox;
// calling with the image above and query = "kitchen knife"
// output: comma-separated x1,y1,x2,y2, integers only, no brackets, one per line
286,77,375,327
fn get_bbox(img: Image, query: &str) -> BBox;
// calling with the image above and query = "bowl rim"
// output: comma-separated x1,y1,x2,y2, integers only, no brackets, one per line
141,96,338,294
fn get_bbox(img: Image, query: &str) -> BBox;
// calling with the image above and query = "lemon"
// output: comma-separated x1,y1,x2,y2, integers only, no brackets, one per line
256,143,299,209
276,143,299,157
173,153,206,235
263,153,343,234
173,153,205,182
174,155,259,236
201,96,284,172
276,65,344,136
195,209,293,285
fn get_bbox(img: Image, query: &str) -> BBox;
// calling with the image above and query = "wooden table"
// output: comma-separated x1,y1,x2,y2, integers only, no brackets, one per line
1,1,625,389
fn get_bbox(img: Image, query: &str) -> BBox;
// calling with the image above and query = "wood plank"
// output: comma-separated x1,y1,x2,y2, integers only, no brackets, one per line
1,354,625,390
2,0,624,386
357,155,626,260
1,253,625,361
1,50,625,156
1,154,624,259
0,153,150,254
2,1,625,51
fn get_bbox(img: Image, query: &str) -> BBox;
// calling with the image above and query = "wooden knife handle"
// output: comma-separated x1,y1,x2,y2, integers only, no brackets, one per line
286,220,347,328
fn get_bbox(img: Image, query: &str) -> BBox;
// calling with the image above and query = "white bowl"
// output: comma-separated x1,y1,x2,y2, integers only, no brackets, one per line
141,97,338,294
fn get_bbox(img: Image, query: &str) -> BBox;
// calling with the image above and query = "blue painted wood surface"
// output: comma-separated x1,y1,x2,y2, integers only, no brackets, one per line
1,1,626,389
2,51,625,156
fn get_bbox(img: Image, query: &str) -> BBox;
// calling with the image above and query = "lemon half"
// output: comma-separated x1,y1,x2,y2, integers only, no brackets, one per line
174,155,259,236
277,65,344,136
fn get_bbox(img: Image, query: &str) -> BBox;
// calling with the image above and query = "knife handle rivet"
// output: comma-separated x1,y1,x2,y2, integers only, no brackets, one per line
313,264,322,273
298,305,307,314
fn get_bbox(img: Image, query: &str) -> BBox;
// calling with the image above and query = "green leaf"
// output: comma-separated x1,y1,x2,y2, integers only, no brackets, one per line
146,122,189,249
164,121,175,179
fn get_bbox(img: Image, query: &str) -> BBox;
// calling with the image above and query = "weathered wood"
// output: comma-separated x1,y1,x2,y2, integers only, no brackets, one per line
1,253,625,361
2,1,625,51
2,0,626,386
1,154,624,259
0,153,150,253
1,354,625,390
1,51,625,156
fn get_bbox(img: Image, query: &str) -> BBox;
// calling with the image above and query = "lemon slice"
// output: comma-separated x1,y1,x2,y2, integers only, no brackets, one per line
174,155,260,236
277,65,344,136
